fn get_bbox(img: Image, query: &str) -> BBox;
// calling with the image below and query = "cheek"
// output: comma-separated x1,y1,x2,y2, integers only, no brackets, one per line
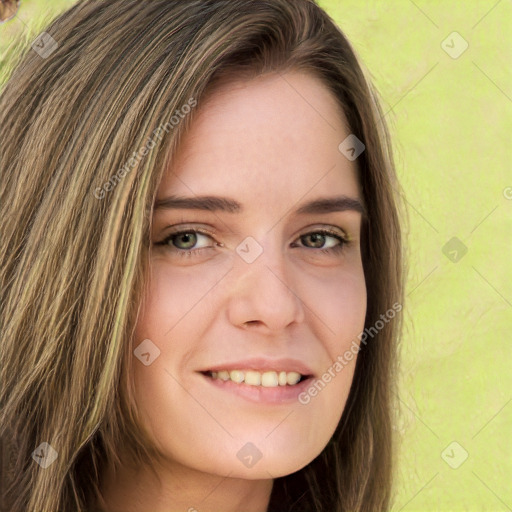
133,259,225,345
299,264,367,355
293,265,366,419
131,260,229,426
131,263,201,410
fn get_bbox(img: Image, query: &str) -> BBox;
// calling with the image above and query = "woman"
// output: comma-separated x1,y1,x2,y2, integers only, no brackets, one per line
0,1,405,510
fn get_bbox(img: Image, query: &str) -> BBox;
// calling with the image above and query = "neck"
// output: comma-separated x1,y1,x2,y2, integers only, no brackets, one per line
96,458,274,512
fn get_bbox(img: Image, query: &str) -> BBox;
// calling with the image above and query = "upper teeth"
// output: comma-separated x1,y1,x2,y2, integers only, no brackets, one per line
210,370,302,387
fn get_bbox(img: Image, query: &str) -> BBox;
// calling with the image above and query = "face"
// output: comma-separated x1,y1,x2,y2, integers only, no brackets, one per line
133,70,367,480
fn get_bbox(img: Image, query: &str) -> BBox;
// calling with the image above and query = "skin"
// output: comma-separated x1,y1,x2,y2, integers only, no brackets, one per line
99,70,367,512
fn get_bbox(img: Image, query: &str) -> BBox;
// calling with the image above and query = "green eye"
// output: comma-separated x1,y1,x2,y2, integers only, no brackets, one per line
155,227,349,259
158,230,214,253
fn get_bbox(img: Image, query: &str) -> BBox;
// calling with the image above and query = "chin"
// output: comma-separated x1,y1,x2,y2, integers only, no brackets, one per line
218,435,326,480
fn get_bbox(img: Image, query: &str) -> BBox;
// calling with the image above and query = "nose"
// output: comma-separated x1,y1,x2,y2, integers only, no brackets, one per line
225,237,305,332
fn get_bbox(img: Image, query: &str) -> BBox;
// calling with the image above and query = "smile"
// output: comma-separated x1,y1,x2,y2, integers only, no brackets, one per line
199,370,314,405
206,369,304,387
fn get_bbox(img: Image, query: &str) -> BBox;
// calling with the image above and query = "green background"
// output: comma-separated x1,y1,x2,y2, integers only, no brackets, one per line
1,1,511,510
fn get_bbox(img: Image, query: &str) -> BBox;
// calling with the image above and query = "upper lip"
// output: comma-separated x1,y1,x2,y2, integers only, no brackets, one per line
199,357,315,377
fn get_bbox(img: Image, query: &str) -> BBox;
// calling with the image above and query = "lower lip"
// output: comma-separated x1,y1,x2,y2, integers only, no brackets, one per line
200,373,313,404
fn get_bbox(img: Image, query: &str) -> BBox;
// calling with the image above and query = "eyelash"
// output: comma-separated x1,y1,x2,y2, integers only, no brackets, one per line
155,227,350,259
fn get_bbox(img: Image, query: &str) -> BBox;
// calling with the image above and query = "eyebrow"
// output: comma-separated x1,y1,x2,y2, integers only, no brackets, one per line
154,194,367,217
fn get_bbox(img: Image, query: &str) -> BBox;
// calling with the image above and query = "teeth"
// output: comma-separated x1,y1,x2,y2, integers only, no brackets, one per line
261,371,278,387
286,371,301,385
229,370,244,383
244,371,261,386
209,369,304,387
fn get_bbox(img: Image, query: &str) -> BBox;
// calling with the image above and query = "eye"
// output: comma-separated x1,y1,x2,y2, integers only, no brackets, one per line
154,226,350,260
155,229,217,258
293,229,348,254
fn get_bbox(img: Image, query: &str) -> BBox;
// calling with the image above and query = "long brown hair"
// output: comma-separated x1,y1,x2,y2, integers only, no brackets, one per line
0,1,405,510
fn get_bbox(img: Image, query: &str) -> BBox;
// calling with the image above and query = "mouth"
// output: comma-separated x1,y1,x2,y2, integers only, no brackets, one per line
200,369,311,387
198,361,315,404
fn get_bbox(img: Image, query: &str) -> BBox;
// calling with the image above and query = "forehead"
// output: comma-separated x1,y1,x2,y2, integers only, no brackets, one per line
157,70,361,210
